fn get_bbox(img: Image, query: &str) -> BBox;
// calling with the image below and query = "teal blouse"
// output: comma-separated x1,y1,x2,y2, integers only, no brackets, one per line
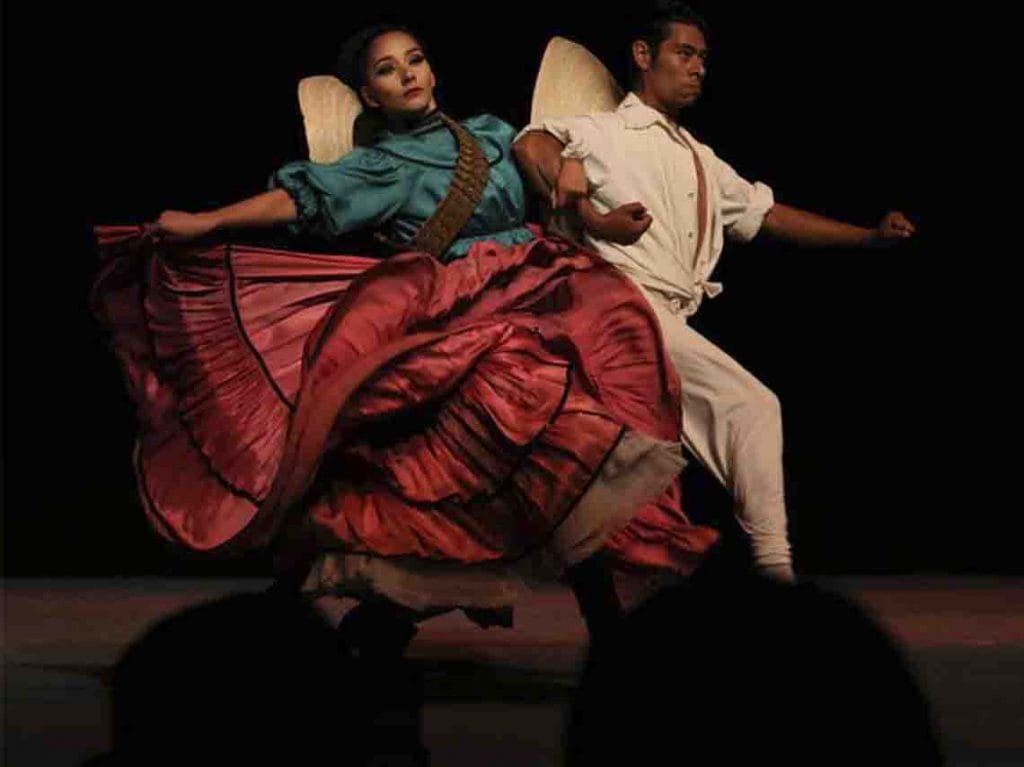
273,113,534,261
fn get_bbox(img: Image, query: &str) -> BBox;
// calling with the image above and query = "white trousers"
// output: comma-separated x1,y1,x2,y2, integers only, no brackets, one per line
638,286,793,577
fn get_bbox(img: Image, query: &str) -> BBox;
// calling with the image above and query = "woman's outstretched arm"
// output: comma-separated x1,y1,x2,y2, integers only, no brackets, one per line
148,189,299,241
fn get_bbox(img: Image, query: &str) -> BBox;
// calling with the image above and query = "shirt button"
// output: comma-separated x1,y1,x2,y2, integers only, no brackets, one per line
688,232,694,239
688,192,695,199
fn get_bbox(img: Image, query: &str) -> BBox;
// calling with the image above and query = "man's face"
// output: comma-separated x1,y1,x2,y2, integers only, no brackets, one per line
641,22,708,109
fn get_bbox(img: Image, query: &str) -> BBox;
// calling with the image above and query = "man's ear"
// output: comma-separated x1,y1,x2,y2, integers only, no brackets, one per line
632,40,653,73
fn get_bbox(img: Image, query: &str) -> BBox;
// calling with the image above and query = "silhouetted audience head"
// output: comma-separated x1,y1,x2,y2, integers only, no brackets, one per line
566,573,944,766
84,592,427,766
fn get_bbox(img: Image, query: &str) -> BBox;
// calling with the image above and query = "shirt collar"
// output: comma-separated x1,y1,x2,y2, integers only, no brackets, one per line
618,92,673,130
617,93,698,147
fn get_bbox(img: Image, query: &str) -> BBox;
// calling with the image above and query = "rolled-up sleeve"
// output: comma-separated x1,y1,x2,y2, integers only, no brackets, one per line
515,116,614,193
711,153,775,243
515,116,604,162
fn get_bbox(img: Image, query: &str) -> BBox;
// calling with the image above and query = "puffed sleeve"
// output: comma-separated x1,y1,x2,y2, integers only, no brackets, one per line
270,147,410,237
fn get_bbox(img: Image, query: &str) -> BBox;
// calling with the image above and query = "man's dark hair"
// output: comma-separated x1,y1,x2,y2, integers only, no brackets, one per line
628,2,709,84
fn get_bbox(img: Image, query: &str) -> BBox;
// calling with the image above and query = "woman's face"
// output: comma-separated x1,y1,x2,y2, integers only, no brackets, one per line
360,31,437,118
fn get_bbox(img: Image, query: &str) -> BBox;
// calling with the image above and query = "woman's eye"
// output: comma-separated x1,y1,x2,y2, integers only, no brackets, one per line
376,64,395,76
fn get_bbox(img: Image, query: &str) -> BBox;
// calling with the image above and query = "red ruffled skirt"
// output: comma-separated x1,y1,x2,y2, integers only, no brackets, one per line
92,227,718,611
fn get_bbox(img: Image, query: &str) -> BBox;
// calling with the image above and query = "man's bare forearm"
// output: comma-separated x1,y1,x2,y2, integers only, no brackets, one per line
760,202,875,248
513,130,565,202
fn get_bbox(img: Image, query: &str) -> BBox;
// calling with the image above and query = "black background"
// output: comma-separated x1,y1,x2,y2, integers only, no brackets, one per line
2,2,1006,576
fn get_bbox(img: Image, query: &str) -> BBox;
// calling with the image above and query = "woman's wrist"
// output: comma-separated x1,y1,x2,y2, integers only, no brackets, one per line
576,199,604,235
199,210,223,232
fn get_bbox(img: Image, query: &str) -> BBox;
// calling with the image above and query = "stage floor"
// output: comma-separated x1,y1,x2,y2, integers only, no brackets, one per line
5,577,1023,766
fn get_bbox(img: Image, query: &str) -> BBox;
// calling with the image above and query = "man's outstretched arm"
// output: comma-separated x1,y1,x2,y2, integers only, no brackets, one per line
760,203,915,248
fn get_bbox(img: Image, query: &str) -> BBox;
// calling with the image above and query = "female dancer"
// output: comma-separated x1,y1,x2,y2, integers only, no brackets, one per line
92,23,719,654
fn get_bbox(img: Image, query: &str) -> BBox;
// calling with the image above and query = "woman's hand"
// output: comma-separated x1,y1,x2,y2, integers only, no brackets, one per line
145,210,219,242
553,158,589,210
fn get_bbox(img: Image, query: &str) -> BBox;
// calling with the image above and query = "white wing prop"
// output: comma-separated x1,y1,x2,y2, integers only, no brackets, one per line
529,38,624,240
298,75,364,164
530,36,624,124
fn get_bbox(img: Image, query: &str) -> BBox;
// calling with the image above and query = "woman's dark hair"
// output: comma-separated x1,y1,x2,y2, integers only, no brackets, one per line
336,23,428,89
336,23,432,145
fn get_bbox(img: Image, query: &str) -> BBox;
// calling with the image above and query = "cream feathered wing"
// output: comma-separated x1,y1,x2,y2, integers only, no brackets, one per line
298,75,364,164
530,36,624,124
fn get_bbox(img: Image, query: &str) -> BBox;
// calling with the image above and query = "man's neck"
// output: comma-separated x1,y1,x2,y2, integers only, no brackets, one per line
634,88,682,126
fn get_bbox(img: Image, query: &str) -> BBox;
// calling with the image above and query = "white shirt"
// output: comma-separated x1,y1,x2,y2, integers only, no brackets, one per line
522,93,775,317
